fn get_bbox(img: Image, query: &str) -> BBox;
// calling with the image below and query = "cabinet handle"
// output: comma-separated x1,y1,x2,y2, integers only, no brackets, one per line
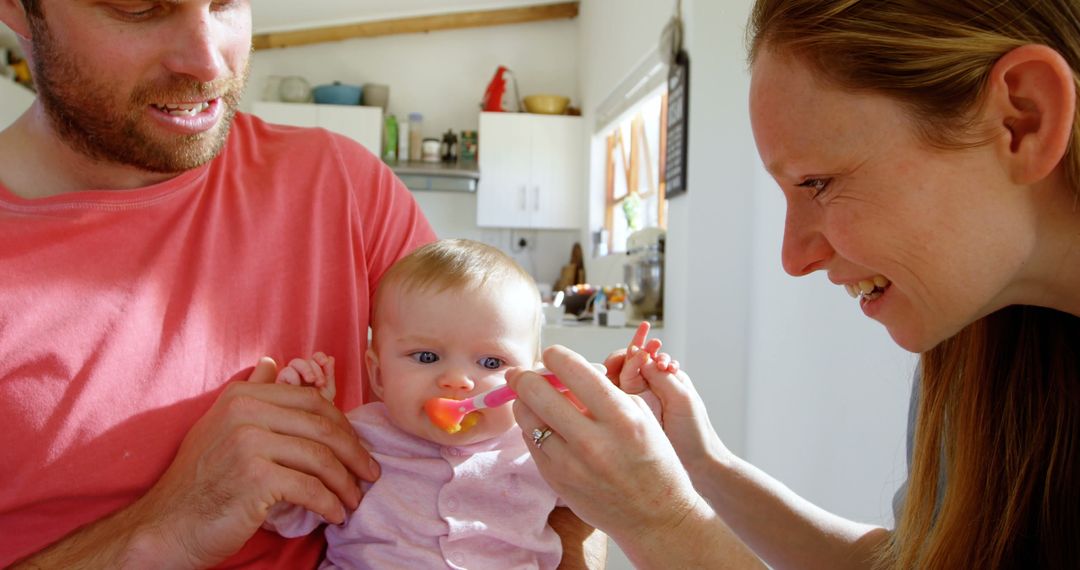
519,186,527,210
533,186,540,211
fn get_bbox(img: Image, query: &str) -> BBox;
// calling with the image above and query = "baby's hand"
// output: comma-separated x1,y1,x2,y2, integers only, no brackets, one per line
618,345,678,423
619,345,679,394
275,351,336,402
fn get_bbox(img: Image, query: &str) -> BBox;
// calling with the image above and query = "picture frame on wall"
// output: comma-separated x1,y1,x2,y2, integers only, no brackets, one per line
664,49,689,198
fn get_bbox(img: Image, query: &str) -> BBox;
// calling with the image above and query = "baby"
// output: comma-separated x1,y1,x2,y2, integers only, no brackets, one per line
266,239,566,569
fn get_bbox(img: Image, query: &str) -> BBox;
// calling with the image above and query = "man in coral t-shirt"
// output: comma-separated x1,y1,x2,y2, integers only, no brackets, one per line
0,1,437,567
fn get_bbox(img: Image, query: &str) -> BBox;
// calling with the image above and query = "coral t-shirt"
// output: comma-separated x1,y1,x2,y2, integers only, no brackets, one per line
0,113,435,567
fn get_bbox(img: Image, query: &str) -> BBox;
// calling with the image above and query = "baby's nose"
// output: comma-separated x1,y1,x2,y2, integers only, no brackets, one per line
438,370,475,392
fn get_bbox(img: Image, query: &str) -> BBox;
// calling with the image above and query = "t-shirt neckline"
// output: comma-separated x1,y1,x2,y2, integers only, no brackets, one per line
0,162,211,213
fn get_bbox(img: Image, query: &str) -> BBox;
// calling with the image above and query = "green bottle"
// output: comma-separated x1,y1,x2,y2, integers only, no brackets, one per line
382,114,398,162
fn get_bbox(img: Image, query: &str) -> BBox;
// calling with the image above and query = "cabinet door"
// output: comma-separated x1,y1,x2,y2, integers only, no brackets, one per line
529,116,583,229
252,103,383,155
252,102,318,127
477,113,533,228
317,105,383,155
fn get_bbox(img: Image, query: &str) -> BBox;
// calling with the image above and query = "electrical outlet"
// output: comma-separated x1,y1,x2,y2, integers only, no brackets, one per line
510,230,537,252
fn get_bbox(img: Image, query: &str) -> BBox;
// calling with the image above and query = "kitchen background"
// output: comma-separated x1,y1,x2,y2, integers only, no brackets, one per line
1,1,917,568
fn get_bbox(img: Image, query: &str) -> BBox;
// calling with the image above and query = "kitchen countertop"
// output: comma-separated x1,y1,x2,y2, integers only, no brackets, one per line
541,321,665,364
389,159,478,179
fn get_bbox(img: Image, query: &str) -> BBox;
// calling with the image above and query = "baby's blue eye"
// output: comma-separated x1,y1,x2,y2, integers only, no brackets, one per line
412,351,439,364
478,357,504,370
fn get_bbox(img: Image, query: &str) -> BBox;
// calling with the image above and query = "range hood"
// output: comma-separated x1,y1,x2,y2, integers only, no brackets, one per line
390,160,479,193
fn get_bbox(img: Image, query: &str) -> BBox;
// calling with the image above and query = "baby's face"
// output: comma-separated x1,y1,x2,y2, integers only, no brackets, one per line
369,280,539,446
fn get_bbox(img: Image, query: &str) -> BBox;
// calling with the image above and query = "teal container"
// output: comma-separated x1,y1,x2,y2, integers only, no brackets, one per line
312,82,363,105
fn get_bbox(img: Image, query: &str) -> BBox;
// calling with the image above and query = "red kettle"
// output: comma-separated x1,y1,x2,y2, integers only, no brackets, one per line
480,66,521,112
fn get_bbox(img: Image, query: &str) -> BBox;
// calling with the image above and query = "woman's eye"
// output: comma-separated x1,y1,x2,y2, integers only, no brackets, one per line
411,351,439,364
478,357,504,370
796,178,831,199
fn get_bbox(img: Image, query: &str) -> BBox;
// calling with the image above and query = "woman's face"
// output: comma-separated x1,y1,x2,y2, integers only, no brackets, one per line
749,49,1037,352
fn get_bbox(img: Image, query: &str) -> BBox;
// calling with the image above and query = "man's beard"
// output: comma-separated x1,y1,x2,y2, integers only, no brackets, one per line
28,17,249,174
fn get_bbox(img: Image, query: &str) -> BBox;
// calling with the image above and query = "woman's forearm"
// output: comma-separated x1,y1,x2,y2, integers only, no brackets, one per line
615,495,765,569
691,453,889,570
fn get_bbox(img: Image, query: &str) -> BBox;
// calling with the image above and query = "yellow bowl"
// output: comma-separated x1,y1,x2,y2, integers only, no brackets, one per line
523,94,570,115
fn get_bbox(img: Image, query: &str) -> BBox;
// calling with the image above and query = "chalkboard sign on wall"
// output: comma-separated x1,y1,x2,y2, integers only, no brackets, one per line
665,49,690,198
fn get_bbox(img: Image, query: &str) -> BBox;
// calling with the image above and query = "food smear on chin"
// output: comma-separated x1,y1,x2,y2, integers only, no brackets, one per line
443,411,480,434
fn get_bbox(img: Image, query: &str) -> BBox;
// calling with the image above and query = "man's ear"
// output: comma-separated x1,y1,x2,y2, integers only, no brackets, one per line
0,0,32,40
366,348,384,401
984,44,1076,185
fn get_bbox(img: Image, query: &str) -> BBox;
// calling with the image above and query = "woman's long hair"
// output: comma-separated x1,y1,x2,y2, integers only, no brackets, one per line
748,1,1080,567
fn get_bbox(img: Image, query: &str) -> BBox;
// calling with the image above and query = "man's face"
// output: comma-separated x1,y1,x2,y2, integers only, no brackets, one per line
26,1,252,173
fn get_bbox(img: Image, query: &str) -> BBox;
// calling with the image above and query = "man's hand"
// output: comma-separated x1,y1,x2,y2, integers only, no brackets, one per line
127,358,375,567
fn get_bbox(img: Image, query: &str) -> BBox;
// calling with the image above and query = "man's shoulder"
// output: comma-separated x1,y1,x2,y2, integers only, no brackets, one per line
229,112,348,151
221,112,387,181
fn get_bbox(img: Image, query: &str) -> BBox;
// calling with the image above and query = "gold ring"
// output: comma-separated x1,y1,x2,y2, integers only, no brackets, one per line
531,426,554,448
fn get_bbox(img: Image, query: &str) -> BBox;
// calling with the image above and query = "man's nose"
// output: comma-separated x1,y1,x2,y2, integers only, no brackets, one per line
780,203,833,277
161,11,229,84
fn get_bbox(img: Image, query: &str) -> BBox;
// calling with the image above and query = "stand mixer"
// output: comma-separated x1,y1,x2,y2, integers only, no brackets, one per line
624,228,665,324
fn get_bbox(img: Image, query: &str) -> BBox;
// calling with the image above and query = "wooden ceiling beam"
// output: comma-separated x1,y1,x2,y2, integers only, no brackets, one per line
252,2,580,51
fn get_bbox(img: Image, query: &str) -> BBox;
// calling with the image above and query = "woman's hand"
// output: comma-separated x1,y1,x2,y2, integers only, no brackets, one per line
508,345,704,546
634,356,729,478
603,322,722,475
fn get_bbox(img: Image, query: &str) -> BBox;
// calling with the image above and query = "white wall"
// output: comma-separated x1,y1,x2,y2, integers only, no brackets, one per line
244,20,579,143
245,19,583,284
413,191,581,288
0,78,33,130
578,0,915,567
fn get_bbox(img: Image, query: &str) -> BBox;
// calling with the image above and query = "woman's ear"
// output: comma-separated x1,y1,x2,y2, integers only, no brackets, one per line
366,348,384,400
0,0,31,40
984,44,1076,185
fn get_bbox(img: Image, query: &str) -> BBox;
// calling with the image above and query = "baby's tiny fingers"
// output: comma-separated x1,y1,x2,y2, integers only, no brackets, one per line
276,367,302,386
307,358,327,387
324,356,336,381
287,358,320,386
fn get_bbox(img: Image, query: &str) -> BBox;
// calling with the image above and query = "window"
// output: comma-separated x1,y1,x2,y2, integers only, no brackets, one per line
601,86,669,253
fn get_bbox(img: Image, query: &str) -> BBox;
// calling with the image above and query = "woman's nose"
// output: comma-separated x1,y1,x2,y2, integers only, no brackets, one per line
438,370,475,392
780,203,833,277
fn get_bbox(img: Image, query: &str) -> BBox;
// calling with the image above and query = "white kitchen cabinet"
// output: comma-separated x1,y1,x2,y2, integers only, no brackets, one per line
252,102,383,155
477,112,583,229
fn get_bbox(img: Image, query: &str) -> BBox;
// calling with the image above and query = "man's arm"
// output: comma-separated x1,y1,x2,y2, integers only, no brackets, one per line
14,360,376,569
549,506,607,570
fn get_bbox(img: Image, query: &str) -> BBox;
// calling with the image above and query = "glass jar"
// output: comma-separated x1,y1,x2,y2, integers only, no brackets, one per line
408,113,424,162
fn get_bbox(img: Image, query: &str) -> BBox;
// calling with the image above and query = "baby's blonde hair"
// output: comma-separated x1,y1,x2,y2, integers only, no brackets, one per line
371,239,542,358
